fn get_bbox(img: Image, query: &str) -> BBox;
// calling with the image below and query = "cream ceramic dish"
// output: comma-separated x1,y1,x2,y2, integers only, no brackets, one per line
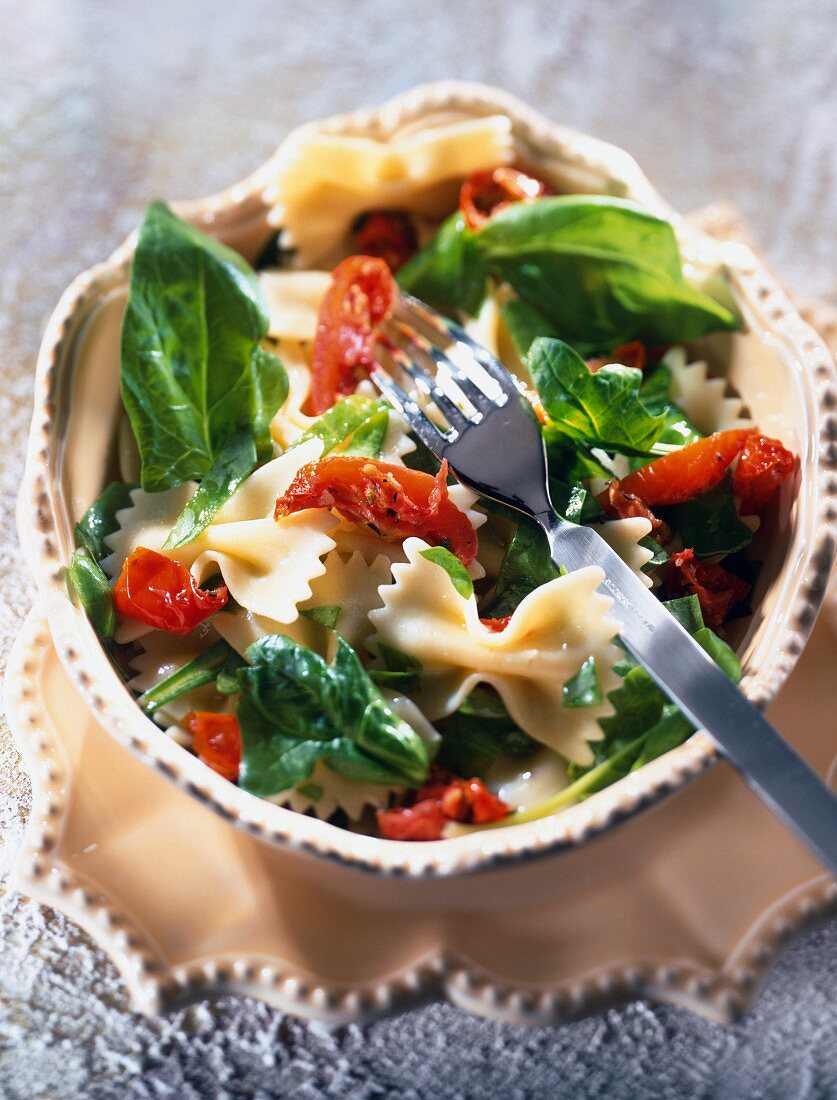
18,82,837,878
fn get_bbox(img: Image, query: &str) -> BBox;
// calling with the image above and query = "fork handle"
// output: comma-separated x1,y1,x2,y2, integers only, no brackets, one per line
538,510,837,877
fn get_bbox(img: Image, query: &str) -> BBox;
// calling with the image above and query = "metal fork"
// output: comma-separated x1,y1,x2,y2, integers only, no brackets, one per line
371,291,837,876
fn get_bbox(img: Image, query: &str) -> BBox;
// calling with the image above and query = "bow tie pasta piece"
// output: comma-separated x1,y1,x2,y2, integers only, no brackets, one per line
264,115,514,267
260,270,332,342
368,538,621,764
103,438,338,626
596,516,655,589
302,549,393,651
212,607,323,658
663,347,750,434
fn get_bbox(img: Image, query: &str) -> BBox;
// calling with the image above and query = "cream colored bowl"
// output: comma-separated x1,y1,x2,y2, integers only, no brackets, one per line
20,81,837,878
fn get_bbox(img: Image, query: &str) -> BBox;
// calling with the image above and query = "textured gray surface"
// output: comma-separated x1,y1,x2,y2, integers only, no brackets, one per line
1,1,835,1097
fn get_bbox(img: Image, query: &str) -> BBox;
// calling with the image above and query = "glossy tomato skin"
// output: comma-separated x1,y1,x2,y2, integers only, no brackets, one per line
308,255,395,415
376,770,509,841
459,165,551,231
665,548,751,629
617,429,751,507
186,711,241,782
112,547,228,635
479,615,513,633
354,211,417,272
732,432,795,515
275,455,478,565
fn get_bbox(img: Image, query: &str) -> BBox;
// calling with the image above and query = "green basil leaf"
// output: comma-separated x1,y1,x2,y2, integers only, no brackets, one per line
529,338,666,455
476,196,740,348
484,516,560,618
237,634,431,795
666,475,755,558
251,346,289,462
636,361,703,451
216,650,249,695
369,644,423,693
121,201,286,492
692,626,743,683
631,705,695,770
502,299,557,359
75,482,137,563
67,549,116,640
562,656,602,708
301,604,343,629
549,478,604,525
139,639,233,715
639,535,670,572
290,395,390,458
437,698,536,779
663,593,705,633
419,546,474,599
397,212,487,316
164,429,257,549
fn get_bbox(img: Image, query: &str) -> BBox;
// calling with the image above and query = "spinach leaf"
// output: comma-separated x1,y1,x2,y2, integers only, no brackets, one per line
75,482,137,562
121,202,288,541
529,337,666,455
666,474,754,558
237,634,431,796
639,535,670,573
67,549,116,640
397,212,486,316
549,478,604,524
290,395,390,458
437,688,536,778
369,644,423,694
483,515,560,618
562,656,602,708
419,546,474,599
139,639,234,715
301,604,343,629
216,650,249,695
663,593,705,634
476,197,740,349
164,429,257,549
502,299,558,359
638,362,703,447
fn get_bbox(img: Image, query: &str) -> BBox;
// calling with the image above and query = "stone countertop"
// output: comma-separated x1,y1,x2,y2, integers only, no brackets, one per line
1,1,835,1096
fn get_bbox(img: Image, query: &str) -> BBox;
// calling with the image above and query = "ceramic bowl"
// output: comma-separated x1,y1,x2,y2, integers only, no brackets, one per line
20,81,837,879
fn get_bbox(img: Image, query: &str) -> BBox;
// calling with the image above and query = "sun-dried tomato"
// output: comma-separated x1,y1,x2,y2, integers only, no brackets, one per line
459,165,551,231
112,547,227,635
732,431,795,515
617,429,751,507
354,210,417,272
587,340,648,374
596,480,671,544
664,548,751,629
275,455,477,565
185,711,241,782
376,799,447,841
376,767,509,841
479,615,513,633
307,255,396,415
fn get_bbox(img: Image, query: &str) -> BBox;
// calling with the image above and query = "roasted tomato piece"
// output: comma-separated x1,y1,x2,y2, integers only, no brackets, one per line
354,210,417,272
459,164,551,231
185,711,241,782
112,547,227,635
596,480,671,544
586,340,648,374
377,799,447,841
440,778,510,824
617,429,751,507
665,548,751,629
377,771,509,840
275,455,478,565
479,615,513,633
732,431,795,515
307,255,396,415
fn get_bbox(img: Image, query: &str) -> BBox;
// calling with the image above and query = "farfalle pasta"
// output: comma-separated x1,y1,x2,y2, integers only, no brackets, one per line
67,120,794,840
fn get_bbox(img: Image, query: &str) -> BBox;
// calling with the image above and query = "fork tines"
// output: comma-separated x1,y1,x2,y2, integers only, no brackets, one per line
372,296,515,442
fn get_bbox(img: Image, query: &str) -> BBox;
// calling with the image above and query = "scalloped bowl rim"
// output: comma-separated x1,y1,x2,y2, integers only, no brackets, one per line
20,81,837,878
